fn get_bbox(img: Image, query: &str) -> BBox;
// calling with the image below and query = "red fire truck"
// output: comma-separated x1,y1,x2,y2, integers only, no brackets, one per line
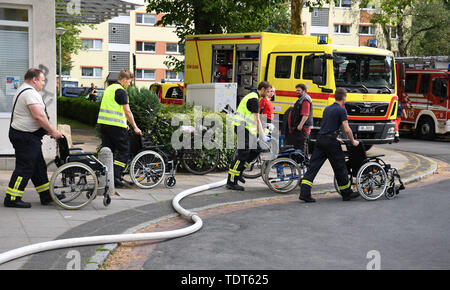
396,56,449,140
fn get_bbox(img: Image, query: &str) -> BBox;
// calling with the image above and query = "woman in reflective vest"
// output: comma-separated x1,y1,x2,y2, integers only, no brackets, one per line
97,69,142,187
227,81,272,191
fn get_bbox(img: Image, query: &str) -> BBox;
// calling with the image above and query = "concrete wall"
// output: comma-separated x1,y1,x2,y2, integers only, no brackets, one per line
0,0,56,167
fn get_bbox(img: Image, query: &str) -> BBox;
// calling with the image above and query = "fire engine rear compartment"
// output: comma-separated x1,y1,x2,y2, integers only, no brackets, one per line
211,43,261,101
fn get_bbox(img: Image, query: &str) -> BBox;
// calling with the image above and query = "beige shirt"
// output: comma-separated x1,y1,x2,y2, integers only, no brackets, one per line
10,83,46,132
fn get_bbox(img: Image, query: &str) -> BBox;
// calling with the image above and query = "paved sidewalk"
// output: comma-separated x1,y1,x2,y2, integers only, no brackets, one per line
0,143,437,269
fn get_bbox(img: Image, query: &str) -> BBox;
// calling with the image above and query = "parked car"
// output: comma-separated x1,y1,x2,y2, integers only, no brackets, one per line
150,83,184,105
62,87,90,98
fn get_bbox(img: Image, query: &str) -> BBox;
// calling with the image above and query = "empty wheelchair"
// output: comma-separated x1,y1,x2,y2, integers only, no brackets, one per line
262,145,309,194
334,142,405,201
49,136,111,210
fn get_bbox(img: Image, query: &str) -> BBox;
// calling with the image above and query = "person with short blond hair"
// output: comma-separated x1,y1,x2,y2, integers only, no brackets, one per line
98,69,141,187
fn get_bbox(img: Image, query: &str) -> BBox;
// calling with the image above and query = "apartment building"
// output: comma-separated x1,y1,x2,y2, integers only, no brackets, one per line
71,5,184,89
301,0,401,54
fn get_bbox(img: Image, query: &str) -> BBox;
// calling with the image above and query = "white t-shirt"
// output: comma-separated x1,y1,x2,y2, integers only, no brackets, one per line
10,83,46,133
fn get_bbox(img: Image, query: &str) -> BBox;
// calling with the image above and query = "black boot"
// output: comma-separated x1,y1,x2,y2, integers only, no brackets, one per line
226,174,245,191
299,195,316,203
342,189,360,201
4,195,31,208
39,191,53,205
226,183,245,191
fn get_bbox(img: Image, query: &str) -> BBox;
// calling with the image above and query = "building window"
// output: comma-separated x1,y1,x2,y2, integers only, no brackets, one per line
389,27,398,39
81,67,102,79
136,41,156,53
336,0,352,8
136,13,156,25
359,25,375,35
166,43,184,54
82,39,102,51
0,7,30,114
334,24,351,34
136,69,156,81
165,70,184,81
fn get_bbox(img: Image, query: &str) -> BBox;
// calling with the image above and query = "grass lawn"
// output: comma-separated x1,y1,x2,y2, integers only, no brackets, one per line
57,116,95,130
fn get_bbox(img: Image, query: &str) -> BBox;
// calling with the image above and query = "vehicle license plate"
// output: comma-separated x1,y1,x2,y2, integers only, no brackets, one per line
358,126,375,132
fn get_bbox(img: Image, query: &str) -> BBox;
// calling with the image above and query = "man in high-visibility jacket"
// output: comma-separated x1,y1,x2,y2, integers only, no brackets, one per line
98,69,142,187
227,81,272,191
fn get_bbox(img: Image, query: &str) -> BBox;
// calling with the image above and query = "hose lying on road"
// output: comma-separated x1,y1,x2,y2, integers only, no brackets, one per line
0,179,228,266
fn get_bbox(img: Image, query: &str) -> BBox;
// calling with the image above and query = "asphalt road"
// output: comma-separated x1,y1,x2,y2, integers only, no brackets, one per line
143,179,450,270
380,134,450,163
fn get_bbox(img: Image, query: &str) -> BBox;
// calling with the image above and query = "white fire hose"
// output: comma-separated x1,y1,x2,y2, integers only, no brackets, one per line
0,179,228,266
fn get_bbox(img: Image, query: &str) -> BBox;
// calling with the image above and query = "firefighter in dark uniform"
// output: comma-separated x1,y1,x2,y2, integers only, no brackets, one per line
4,68,63,208
97,69,142,187
227,82,272,191
299,88,360,203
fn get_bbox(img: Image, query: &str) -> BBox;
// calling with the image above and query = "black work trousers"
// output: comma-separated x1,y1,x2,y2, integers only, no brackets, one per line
228,126,260,185
285,129,310,155
300,134,351,198
100,124,130,179
6,128,49,200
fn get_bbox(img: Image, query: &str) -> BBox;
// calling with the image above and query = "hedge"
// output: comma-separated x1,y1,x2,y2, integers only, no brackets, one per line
57,97,100,127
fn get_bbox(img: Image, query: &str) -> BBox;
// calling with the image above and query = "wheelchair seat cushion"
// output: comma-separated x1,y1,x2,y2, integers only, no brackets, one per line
279,145,295,154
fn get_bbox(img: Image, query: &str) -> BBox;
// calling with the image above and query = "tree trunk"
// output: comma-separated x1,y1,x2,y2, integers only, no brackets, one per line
397,18,407,56
291,0,304,35
382,24,392,51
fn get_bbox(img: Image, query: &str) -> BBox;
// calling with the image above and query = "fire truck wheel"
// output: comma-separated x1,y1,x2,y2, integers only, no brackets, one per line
417,117,436,140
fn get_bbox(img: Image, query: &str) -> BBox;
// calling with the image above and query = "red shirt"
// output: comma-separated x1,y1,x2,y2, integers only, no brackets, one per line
300,101,311,134
260,98,274,120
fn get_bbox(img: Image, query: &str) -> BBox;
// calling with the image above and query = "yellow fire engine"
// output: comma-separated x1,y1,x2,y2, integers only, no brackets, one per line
185,32,399,145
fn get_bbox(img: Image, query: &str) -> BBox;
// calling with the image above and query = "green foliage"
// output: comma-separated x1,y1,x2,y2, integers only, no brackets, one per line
265,2,291,34
131,102,235,171
146,0,287,72
365,0,440,56
127,86,162,133
408,0,450,56
57,97,100,127
55,22,94,73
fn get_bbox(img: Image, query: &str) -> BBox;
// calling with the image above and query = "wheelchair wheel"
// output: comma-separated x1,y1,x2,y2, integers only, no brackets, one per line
356,162,388,201
130,150,166,189
50,162,99,210
264,158,302,194
333,174,354,196
242,156,264,179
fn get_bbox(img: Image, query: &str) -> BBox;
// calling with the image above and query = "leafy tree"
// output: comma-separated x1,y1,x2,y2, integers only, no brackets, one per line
265,2,291,34
146,0,287,72
364,0,442,56
56,22,88,74
408,0,450,56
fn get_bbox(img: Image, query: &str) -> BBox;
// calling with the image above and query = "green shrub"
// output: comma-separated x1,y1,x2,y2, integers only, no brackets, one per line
132,103,235,172
57,97,100,126
127,86,162,133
